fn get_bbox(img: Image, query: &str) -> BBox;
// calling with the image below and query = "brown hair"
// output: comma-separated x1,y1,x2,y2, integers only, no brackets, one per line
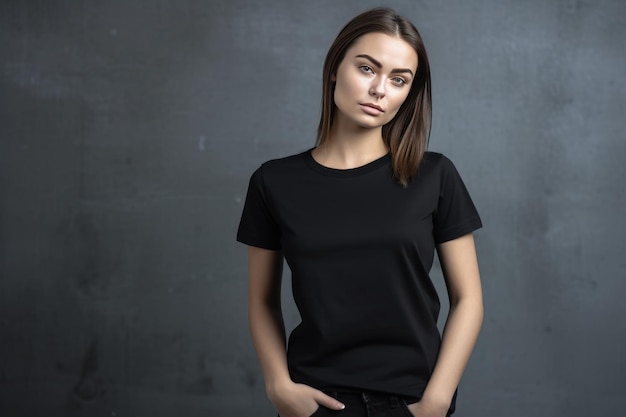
316,7,432,187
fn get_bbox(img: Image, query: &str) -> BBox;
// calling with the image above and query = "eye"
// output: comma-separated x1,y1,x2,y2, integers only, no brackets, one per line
391,77,407,86
359,65,374,74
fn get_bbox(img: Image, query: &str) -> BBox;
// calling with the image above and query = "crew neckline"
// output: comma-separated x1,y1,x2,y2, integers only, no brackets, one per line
305,148,391,178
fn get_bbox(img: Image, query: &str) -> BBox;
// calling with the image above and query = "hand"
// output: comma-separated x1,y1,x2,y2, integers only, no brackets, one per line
405,397,449,417
268,380,345,417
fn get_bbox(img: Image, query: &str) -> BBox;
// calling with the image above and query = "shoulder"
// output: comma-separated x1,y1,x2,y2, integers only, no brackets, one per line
419,151,457,175
248,148,312,187
257,149,311,173
422,151,454,166
413,152,471,191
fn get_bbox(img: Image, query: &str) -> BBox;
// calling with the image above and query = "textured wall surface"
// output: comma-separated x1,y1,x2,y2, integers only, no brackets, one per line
1,1,625,416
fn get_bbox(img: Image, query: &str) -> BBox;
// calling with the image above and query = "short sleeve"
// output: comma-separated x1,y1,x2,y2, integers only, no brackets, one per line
433,156,483,244
236,166,282,250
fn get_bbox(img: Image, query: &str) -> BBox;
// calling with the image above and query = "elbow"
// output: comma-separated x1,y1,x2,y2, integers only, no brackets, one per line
248,293,282,319
450,293,484,323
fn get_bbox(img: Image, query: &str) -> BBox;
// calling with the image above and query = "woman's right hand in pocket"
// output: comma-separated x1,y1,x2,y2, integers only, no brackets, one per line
268,380,345,417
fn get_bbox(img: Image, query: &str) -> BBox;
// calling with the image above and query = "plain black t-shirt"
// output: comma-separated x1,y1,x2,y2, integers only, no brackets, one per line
237,149,482,403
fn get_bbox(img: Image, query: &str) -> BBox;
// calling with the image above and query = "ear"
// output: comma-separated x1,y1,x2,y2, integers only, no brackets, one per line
331,73,336,82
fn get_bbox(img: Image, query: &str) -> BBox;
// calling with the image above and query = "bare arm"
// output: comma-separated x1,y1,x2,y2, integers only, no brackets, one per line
247,246,289,386
247,246,345,417
408,233,484,417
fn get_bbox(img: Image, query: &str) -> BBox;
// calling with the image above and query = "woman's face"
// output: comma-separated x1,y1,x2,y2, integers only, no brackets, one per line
332,32,418,130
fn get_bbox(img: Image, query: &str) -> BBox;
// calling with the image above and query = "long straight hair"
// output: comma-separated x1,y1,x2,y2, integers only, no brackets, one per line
316,7,432,187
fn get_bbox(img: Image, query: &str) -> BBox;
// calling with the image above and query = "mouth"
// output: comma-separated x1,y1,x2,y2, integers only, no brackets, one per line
360,103,384,112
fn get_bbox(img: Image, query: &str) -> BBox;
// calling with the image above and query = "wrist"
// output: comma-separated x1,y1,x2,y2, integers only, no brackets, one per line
418,391,451,412
265,375,294,399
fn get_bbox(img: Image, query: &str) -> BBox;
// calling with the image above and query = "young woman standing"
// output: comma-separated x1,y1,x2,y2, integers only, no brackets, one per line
237,8,484,417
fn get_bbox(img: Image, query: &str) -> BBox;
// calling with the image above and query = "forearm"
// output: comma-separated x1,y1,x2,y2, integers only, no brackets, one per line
249,299,347,415
247,247,293,395
421,296,484,407
249,298,292,393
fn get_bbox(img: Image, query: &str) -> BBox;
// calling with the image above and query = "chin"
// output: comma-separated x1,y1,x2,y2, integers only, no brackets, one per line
358,122,384,129
355,117,387,129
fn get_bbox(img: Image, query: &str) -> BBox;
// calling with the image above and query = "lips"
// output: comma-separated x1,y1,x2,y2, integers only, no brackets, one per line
360,103,384,112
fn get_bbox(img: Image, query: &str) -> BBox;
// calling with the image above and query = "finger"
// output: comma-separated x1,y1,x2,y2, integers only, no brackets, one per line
312,391,345,410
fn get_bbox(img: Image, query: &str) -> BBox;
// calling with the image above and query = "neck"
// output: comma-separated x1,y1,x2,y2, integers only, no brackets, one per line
314,117,388,169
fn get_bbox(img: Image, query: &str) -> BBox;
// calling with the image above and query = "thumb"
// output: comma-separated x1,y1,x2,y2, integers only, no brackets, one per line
313,390,345,410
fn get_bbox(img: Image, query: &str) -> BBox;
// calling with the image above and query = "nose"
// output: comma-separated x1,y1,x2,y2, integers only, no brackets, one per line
368,77,386,99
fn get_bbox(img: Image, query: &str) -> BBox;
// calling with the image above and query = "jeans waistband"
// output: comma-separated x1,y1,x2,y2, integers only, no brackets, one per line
327,391,405,408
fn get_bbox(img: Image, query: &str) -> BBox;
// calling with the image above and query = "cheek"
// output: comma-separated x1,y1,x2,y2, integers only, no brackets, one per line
389,90,411,111
383,91,411,121
334,77,357,106
336,71,366,97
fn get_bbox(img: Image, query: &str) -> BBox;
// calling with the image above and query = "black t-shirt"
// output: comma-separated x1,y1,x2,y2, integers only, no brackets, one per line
237,149,482,401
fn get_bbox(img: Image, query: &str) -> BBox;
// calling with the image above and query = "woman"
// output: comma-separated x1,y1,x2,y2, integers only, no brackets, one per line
237,7,483,417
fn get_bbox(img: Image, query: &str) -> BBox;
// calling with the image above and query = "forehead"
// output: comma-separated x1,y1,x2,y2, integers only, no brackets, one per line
344,32,418,70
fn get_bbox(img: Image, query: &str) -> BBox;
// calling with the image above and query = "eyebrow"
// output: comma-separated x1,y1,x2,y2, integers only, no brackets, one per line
355,54,415,77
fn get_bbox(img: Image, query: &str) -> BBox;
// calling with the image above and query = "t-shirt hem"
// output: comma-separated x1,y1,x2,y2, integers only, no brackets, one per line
312,382,426,402
434,217,483,244
236,235,281,250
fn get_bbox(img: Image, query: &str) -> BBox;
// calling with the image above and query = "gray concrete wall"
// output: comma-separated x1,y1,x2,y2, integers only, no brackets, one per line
1,0,624,416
